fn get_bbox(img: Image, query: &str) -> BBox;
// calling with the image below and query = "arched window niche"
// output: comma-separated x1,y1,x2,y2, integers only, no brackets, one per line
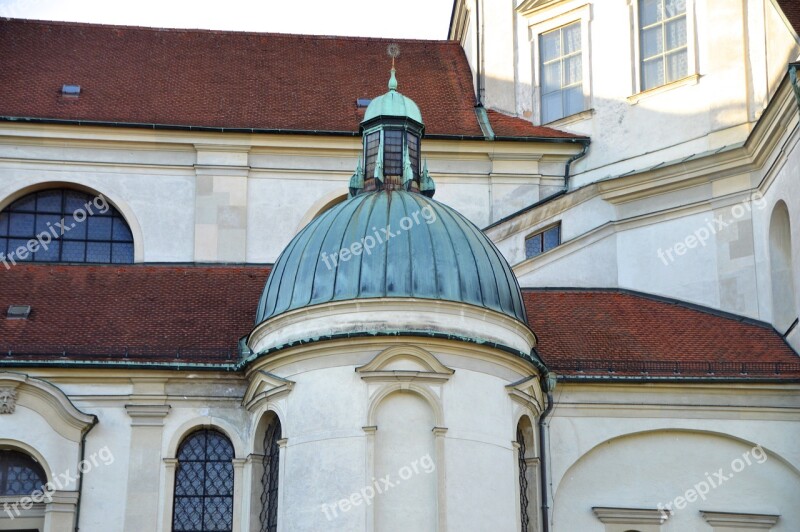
516,415,537,532
0,187,134,264
769,201,797,332
258,413,282,532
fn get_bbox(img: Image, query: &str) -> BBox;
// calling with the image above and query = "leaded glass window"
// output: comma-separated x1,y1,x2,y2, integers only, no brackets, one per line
0,450,47,496
383,130,403,177
259,417,282,532
639,0,687,90
0,188,134,264
517,427,529,532
407,132,420,179
364,131,380,177
172,429,234,532
525,224,561,259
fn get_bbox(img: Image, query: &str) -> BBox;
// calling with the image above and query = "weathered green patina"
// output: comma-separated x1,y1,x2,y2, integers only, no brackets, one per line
362,68,423,125
255,188,527,324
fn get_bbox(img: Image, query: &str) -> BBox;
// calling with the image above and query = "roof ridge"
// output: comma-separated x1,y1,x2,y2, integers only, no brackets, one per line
0,17,457,44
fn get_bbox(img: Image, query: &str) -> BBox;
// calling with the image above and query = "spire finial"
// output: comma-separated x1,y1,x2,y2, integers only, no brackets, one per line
387,43,400,91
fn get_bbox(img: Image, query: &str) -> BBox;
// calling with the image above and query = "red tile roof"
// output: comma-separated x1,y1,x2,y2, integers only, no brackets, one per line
1,265,796,378
523,289,800,379
0,264,269,364
777,0,800,36
486,110,579,139
0,18,581,140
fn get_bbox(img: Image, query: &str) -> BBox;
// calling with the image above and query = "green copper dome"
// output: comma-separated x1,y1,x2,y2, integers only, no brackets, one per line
255,189,527,324
362,69,423,126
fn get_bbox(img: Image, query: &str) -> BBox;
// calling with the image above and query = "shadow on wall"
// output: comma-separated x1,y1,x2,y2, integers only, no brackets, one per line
551,429,799,531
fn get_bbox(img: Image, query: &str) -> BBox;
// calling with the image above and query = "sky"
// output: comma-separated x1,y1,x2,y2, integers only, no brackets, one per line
0,0,454,39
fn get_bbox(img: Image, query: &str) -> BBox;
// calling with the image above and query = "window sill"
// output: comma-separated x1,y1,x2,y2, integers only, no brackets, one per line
543,108,595,128
627,74,700,105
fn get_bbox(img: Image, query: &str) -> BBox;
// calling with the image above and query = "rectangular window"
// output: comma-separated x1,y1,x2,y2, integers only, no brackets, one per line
639,0,687,91
364,131,380,177
540,22,583,124
525,224,561,259
406,132,420,179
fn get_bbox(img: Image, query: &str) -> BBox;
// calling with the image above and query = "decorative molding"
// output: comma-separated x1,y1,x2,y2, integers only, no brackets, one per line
0,372,95,441
0,387,16,414
243,371,295,412
517,0,565,17
125,404,171,426
592,507,670,524
700,511,779,529
506,376,546,414
627,74,701,105
356,345,455,384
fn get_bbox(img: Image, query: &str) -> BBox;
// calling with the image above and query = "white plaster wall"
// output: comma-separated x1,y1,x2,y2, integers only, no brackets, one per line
478,0,800,186
552,431,800,531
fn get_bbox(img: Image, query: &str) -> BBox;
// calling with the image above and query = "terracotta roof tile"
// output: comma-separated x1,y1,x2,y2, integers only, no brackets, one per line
0,18,580,139
777,0,800,36
523,289,800,379
1,265,796,378
0,264,269,363
486,110,581,139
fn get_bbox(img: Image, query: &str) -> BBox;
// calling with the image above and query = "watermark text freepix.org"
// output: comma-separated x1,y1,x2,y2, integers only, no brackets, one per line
656,443,767,519
320,453,435,521
1,193,111,270
3,446,115,519
320,205,437,271
657,193,767,266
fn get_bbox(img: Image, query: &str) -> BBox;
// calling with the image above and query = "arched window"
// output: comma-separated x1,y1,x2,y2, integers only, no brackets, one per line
259,416,282,532
0,449,47,496
769,201,797,332
172,429,234,532
0,188,134,264
516,416,536,532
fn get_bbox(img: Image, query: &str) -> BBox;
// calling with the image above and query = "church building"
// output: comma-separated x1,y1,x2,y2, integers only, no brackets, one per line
0,1,799,531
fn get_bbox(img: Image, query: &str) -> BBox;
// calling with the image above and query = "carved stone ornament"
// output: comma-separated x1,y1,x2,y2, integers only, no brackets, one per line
0,387,17,414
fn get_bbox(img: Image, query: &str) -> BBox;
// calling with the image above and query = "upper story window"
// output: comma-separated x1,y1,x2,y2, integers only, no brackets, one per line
525,223,561,259
540,22,584,124
172,429,235,532
0,188,134,265
639,0,688,91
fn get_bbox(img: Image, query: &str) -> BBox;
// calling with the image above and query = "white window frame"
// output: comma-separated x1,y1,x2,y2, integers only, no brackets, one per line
628,0,699,102
528,3,593,126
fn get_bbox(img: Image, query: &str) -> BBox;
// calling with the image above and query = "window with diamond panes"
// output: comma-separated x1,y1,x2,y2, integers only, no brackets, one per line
172,430,234,532
364,131,380,177
639,0,687,91
383,130,404,177
525,224,561,259
259,417,282,532
517,427,530,532
0,188,134,263
0,450,47,496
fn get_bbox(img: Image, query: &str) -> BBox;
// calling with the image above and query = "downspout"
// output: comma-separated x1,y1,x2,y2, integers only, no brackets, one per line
74,416,98,532
563,140,589,192
475,0,482,105
538,372,556,532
